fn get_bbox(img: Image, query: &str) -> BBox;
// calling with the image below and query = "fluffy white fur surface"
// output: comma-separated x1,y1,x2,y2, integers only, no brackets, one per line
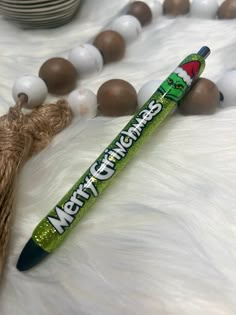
1,0,236,314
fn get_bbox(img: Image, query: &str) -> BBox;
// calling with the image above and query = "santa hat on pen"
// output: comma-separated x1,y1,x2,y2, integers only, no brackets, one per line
174,61,201,86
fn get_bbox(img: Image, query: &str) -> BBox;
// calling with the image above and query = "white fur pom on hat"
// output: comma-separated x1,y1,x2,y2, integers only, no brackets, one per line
174,61,201,86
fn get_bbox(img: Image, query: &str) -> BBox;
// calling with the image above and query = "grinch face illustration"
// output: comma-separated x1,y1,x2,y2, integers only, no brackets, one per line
158,72,188,102
158,60,201,102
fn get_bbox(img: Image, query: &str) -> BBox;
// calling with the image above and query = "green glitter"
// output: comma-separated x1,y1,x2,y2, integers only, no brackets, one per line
32,53,206,253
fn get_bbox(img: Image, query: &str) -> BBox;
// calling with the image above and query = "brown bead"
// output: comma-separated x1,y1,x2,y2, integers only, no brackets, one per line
93,31,125,64
218,0,236,19
127,1,152,26
179,78,220,115
163,0,190,16
97,79,137,117
39,57,77,95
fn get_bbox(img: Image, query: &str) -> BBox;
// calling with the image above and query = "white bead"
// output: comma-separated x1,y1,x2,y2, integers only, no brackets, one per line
111,15,142,44
68,44,103,77
139,0,163,19
12,75,48,109
217,70,236,108
137,79,162,108
67,88,97,118
190,0,218,19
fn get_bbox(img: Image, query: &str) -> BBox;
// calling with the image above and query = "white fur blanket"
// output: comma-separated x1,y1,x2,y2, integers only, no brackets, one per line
1,1,236,314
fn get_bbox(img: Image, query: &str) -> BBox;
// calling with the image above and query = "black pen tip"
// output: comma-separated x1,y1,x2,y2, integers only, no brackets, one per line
17,238,49,271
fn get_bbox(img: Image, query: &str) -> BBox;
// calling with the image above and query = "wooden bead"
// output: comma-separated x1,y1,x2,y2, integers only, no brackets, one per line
39,57,77,95
216,70,236,108
93,31,125,64
12,75,48,109
143,0,163,19
68,88,97,119
163,0,190,16
111,15,142,44
97,79,137,117
68,44,103,77
127,1,152,25
190,0,218,19
218,0,236,19
179,78,220,115
137,79,162,108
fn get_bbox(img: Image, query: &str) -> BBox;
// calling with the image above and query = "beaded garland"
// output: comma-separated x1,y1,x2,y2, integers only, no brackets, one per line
11,0,236,118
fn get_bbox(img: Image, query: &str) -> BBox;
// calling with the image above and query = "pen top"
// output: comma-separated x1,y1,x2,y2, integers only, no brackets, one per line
197,46,211,59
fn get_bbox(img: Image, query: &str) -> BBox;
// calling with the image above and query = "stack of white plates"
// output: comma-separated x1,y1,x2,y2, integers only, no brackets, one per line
0,0,81,28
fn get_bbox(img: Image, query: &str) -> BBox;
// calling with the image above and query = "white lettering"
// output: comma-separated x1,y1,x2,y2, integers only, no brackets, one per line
64,201,79,215
102,154,115,168
120,135,133,149
76,184,90,199
113,141,128,157
122,126,140,140
84,176,98,197
48,206,74,234
48,98,163,235
107,149,121,160
149,101,162,116
70,192,84,207
139,109,153,121
90,162,115,180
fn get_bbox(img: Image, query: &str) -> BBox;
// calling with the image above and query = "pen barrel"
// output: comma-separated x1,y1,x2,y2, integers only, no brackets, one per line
32,52,206,253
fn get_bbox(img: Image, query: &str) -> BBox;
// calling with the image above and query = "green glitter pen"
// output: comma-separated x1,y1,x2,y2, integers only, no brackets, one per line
17,46,210,271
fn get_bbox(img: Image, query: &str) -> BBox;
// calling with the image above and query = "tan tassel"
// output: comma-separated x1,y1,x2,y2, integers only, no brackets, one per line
0,95,72,273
